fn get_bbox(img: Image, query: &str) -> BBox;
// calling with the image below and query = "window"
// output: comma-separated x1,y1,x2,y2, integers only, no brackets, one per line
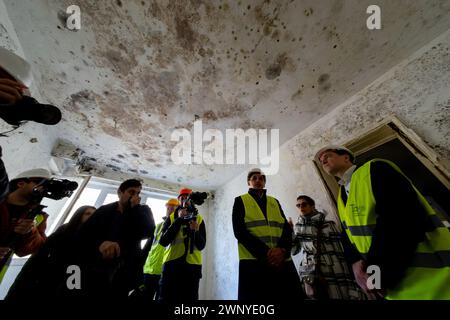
102,193,119,205
55,177,177,231
62,187,101,224
315,116,450,222
146,198,168,224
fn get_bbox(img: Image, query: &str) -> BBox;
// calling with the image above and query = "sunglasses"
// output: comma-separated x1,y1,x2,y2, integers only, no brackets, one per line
296,202,309,208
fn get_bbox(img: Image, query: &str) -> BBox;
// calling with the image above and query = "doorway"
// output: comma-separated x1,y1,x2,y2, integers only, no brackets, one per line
315,116,450,222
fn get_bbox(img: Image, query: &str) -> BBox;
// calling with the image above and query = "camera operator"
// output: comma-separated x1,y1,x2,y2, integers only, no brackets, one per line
77,179,155,298
0,47,61,128
0,169,51,283
158,188,207,302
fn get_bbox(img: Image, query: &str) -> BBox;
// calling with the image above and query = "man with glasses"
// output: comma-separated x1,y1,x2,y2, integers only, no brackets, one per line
316,145,450,299
232,168,303,301
0,169,51,283
292,195,364,299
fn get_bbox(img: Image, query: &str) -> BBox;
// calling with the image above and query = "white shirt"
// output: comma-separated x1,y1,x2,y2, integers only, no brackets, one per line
338,165,357,195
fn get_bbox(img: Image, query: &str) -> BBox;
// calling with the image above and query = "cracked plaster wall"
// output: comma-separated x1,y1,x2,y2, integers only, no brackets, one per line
206,29,450,299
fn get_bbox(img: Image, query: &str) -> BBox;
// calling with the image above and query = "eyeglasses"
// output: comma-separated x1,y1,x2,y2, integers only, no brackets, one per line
296,202,309,208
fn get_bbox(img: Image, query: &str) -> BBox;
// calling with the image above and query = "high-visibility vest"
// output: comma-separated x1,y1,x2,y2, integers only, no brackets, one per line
163,212,203,265
0,213,46,284
238,193,289,260
143,221,167,275
337,159,450,300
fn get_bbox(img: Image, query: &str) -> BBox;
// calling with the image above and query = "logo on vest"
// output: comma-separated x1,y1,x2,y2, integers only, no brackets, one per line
349,204,366,216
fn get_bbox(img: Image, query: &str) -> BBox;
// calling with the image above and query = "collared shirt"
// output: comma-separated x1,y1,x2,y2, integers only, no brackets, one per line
338,165,357,195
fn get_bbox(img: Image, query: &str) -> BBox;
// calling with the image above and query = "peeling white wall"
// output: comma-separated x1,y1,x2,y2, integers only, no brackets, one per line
205,29,450,299
0,0,58,177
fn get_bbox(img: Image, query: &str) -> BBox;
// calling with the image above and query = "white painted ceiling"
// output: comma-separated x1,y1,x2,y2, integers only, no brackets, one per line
3,0,450,189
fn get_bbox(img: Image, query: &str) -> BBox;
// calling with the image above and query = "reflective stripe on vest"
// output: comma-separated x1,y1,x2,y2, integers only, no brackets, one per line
238,194,289,260
143,221,167,275
163,212,203,265
337,159,450,300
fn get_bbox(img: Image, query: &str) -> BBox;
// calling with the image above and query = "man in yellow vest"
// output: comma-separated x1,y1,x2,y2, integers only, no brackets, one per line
233,168,304,301
142,198,178,300
316,145,450,300
158,188,206,301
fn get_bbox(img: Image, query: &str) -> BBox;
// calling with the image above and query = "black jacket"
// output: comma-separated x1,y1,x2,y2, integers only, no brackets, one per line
232,189,292,260
77,202,155,295
340,161,428,290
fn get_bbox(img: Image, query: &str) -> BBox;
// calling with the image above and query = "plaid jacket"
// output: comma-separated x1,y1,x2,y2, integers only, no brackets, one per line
292,211,365,300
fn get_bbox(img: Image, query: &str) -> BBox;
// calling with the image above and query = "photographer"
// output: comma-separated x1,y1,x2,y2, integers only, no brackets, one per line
77,179,155,298
158,188,207,302
0,169,51,283
0,47,61,127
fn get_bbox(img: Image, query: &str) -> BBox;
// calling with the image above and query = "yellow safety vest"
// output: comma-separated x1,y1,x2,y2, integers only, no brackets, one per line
143,221,167,275
238,193,289,260
337,159,450,300
163,212,203,265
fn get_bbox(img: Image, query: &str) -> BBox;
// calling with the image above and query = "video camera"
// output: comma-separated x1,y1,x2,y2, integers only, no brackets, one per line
180,191,208,221
0,95,62,127
31,178,78,202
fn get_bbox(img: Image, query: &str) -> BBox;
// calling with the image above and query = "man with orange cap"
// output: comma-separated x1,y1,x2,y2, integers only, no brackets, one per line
158,188,206,301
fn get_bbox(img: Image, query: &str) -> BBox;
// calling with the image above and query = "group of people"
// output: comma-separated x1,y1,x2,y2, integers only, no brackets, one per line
1,152,449,301
1,46,449,301
1,175,208,301
233,147,449,301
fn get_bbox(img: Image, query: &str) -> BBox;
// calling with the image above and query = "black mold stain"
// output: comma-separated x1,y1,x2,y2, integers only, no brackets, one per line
57,10,69,26
318,73,331,93
304,8,313,16
29,138,38,143
265,63,282,80
129,169,138,173
140,170,149,174
265,53,291,80
131,153,140,158
111,158,121,163
106,164,121,171
117,154,125,159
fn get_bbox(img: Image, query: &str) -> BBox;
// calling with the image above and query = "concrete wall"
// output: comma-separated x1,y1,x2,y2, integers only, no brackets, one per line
205,29,450,299
0,0,59,177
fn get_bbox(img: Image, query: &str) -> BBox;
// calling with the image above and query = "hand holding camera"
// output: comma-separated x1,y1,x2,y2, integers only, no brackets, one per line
0,78,26,105
189,220,199,231
12,218,34,235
